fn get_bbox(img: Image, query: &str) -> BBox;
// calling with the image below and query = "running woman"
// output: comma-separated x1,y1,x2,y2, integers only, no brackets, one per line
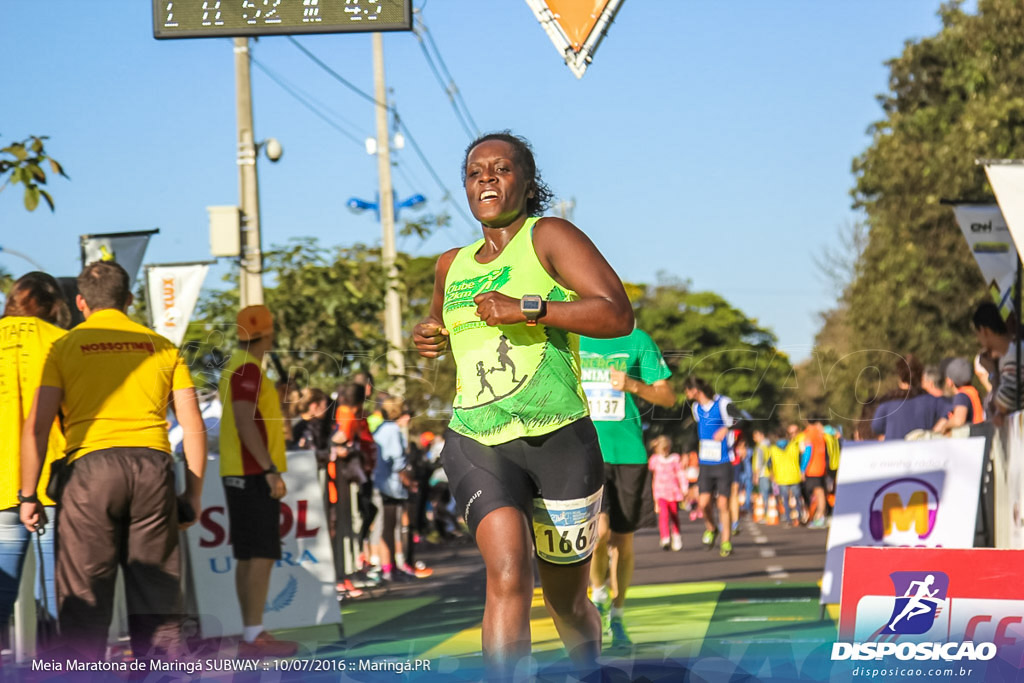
413,131,634,678
683,376,742,557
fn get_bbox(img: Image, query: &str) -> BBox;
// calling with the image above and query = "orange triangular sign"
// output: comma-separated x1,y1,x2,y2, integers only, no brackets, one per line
524,0,625,79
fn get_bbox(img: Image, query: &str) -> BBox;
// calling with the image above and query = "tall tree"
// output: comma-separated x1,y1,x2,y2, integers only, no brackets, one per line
814,0,1024,424
632,276,794,445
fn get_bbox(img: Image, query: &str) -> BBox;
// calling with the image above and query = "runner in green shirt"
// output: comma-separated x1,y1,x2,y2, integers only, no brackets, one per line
580,329,675,647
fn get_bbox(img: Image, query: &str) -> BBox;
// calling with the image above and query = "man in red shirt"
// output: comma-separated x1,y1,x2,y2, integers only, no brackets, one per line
218,305,296,657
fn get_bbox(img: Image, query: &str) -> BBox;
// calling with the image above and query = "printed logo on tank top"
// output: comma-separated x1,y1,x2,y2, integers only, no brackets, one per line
443,265,512,335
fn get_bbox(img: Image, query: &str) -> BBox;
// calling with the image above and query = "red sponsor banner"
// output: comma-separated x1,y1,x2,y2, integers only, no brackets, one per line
840,547,1024,666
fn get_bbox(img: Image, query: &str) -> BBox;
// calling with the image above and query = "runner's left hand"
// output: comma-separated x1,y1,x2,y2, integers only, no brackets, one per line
474,291,523,326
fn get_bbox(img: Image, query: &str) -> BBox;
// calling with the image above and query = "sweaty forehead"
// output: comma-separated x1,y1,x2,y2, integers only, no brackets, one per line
467,139,517,163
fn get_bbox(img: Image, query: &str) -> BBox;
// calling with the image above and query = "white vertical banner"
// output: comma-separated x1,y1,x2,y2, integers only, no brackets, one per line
1007,411,1024,549
145,262,210,347
950,204,1018,314
983,163,1024,264
80,229,159,288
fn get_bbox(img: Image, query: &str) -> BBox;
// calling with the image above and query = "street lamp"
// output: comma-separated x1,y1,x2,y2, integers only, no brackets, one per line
346,192,426,223
347,189,425,398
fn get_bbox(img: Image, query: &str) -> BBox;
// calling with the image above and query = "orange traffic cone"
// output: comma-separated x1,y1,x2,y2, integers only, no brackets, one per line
753,495,765,522
765,498,779,525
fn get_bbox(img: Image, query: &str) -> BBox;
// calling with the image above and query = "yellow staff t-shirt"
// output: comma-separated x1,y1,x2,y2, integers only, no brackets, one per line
40,309,193,462
0,316,67,508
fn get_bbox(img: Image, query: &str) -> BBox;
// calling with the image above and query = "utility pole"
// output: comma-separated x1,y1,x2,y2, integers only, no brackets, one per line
235,37,264,307
373,32,406,396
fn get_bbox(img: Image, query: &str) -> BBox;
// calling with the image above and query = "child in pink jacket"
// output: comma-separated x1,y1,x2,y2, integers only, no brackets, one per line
649,435,686,551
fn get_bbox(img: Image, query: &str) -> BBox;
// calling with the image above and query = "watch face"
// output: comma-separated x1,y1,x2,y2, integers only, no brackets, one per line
522,299,542,311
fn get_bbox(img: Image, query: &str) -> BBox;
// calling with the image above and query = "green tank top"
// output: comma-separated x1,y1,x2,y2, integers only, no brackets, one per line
442,217,589,445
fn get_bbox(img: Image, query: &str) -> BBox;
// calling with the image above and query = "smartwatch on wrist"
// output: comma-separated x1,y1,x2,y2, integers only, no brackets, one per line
17,491,39,504
263,464,279,476
521,295,544,326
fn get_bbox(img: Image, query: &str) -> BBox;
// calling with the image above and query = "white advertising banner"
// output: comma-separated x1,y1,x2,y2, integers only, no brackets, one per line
951,204,1018,314
80,229,158,288
185,449,341,638
145,262,209,347
1007,411,1024,549
984,163,1024,264
821,437,985,605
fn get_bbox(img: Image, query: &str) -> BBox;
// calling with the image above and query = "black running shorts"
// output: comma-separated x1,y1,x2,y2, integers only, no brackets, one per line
441,418,604,566
805,475,826,492
599,464,649,534
698,462,734,499
223,474,282,560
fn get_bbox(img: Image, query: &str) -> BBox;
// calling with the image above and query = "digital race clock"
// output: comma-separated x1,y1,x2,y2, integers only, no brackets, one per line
153,0,413,39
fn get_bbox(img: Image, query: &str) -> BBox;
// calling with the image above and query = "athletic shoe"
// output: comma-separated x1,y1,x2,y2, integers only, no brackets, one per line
609,616,632,648
731,521,741,537
350,569,382,588
671,534,683,551
404,561,434,578
336,580,364,598
390,568,414,582
591,591,612,635
689,510,699,522
719,541,733,558
660,537,670,551
701,529,717,549
237,631,298,658
809,518,827,529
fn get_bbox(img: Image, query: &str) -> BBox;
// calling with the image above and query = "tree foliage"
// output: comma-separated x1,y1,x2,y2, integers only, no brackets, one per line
0,135,67,211
631,276,794,446
812,0,1024,425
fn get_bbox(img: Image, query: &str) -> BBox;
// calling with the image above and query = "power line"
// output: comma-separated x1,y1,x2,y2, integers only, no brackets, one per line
250,57,368,147
286,35,381,107
412,13,480,140
393,113,478,239
285,36,479,239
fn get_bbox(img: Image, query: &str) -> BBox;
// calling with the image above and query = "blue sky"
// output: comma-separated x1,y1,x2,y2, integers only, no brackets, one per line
1,1,957,359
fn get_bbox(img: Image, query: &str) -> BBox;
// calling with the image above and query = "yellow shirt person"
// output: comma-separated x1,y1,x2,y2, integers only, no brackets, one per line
39,309,192,461
0,316,66,508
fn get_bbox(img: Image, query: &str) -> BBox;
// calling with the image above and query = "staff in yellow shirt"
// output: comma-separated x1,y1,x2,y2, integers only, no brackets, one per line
19,261,207,661
0,272,69,630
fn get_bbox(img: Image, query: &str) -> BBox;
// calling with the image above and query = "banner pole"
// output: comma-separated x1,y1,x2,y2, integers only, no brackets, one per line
1016,253,1021,410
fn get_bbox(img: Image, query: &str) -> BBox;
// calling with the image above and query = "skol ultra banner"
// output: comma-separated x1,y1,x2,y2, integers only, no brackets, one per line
80,229,159,288
145,262,210,347
184,449,342,638
821,437,985,605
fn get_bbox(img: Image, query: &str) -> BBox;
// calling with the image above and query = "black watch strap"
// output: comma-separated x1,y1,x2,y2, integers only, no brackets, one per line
17,491,39,504
263,464,279,475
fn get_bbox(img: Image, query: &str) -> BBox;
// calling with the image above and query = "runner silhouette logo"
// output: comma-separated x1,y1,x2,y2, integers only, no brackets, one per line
883,571,949,635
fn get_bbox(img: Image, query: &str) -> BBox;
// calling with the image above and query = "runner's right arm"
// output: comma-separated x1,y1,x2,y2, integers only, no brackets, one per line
413,248,459,358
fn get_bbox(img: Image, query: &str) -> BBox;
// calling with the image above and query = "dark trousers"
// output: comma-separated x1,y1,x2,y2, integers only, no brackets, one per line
56,448,181,661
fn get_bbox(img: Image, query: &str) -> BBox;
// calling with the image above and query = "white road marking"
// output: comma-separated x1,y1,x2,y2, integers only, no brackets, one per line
759,548,777,559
